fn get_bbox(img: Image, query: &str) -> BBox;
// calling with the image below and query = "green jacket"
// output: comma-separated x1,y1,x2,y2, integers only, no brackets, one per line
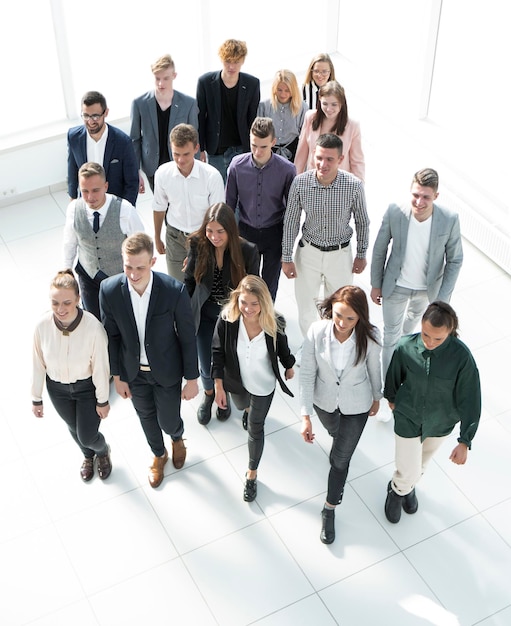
384,333,481,448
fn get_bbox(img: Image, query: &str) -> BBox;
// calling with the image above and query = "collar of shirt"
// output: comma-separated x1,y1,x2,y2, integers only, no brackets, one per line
127,269,154,300
170,159,200,180
85,193,113,217
250,153,274,171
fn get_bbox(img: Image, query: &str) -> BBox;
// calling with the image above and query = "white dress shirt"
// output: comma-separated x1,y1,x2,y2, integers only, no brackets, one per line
237,319,276,396
86,123,108,166
127,271,154,366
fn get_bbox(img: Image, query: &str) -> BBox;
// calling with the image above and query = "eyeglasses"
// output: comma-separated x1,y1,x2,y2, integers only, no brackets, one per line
81,112,105,122
313,69,330,77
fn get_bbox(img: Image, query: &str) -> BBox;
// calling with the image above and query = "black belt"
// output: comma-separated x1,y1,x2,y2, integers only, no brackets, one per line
301,238,350,252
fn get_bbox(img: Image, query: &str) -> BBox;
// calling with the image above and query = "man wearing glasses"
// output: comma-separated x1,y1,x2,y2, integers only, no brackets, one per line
67,91,139,207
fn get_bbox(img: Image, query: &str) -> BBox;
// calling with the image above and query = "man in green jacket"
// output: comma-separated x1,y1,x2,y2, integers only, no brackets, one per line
384,301,481,523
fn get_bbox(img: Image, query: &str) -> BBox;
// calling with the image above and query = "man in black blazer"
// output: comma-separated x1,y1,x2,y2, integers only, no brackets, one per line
68,91,139,207
196,39,260,182
99,233,199,488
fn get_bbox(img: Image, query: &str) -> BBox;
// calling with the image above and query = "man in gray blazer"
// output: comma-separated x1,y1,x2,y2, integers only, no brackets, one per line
130,54,198,192
370,168,463,376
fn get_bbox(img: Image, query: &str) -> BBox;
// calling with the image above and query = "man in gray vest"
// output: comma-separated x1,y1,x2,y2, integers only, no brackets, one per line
63,162,145,319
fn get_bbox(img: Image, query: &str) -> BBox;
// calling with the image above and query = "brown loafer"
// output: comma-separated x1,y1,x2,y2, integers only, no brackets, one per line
97,445,112,480
80,457,95,482
171,438,187,469
148,449,168,488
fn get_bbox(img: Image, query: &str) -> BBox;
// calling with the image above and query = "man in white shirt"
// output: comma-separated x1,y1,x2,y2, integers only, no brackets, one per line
370,168,463,376
63,162,144,319
153,124,225,281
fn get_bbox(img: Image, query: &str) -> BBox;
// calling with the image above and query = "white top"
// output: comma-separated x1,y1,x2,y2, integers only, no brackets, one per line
32,309,110,403
237,319,276,396
63,194,145,269
152,159,225,233
86,123,108,166
329,325,356,377
397,215,432,290
127,271,154,366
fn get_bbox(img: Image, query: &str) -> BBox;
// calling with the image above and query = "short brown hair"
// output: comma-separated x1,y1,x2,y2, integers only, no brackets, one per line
151,54,175,74
122,232,154,257
50,269,79,297
170,123,198,147
218,39,247,63
250,117,275,140
78,162,106,181
413,168,439,192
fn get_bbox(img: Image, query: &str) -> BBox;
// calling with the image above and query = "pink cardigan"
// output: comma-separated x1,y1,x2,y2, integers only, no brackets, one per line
294,110,365,181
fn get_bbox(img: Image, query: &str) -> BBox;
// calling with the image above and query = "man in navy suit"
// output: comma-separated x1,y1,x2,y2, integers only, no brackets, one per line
196,39,260,182
130,54,199,193
99,233,199,488
68,91,139,207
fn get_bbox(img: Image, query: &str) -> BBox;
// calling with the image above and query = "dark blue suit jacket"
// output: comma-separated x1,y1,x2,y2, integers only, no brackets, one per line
99,271,199,387
196,71,260,155
67,124,139,206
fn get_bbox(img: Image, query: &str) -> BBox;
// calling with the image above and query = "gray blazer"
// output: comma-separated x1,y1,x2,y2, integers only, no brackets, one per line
130,90,199,178
300,321,383,416
370,202,463,302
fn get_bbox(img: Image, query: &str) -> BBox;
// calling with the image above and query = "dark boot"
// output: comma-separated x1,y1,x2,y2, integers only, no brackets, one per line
385,481,403,523
197,391,215,425
403,488,418,514
320,507,335,544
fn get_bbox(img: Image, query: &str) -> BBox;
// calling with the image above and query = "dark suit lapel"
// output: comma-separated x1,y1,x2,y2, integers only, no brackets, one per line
148,94,159,141
103,126,113,176
120,276,138,332
78,127,88,164
145,272,160,332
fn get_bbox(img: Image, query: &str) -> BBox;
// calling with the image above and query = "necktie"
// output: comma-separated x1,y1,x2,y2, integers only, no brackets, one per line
93,211,100,233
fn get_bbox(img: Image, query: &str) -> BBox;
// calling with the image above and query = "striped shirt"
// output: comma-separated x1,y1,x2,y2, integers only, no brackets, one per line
282,169,369,262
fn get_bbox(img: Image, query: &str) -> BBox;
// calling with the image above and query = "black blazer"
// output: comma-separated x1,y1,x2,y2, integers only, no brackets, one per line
67,124,139,207
99,271,199,387
184,238,260,330
211,317,295,397
196,71,260,154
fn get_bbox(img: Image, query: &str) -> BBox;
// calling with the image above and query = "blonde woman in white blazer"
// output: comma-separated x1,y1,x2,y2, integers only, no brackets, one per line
300,285,382,544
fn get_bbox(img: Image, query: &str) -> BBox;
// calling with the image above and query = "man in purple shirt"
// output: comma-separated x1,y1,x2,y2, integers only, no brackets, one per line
226,117,296,299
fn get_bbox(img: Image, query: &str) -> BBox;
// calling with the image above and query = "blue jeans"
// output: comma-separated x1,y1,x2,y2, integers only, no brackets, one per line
207,145,243,183
314,404,369,505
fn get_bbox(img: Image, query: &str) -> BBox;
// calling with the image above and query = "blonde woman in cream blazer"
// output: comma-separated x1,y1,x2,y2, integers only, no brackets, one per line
299,286,382,544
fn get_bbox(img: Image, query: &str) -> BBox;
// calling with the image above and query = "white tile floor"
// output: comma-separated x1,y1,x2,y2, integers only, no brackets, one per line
1,123,511,626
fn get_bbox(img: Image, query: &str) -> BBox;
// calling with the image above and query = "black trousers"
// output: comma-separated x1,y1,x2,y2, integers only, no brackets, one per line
46,376,107,458
238,222,283,300
75,262,108,321
231,389,275,471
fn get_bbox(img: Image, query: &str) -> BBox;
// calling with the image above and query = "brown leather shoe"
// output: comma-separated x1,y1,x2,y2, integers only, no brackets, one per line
148,449,168,488
171,438,187,469
80,457,94,482
97,445,112,480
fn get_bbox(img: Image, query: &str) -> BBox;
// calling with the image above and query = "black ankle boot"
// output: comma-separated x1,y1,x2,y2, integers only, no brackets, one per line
197,392,215,425
385,481,403,523
403,488,418,514
320,507,335,544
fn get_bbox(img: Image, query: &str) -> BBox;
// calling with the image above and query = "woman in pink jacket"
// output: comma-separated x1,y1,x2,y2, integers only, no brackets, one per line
294,81,365,181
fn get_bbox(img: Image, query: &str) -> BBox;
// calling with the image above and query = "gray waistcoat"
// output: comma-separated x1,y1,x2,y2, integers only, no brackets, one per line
74,196,125,279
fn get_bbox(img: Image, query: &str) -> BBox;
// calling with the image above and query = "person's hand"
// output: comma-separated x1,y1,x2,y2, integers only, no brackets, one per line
282,261,297,279
449,442,468,465
155,237,165,255
285,367,295,380
138,172,145,194
301,416,315,443
388,402,395,411
182,379,199,401
370,287,382,305
32,403,44,418
96,403,110,419
368,399,380,416
214,381,227,409
200,151,207,163
114,376,132,399
181,257,188,272
352,258,367,274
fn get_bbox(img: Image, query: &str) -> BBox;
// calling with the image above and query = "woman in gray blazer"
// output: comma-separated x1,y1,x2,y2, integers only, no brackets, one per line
300,286,382,544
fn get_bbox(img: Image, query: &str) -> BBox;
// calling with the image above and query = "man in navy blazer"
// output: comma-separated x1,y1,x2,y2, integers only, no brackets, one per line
130,54,199,192
68,91,139,207
370,168,463,376
99,232,199,488
196,39,260,181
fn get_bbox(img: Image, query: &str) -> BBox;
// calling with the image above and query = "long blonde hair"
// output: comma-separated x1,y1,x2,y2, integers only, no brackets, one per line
270,69,302,117
221,275,277,338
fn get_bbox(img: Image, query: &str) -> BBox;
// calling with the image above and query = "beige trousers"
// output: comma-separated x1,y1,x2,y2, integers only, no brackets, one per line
392,433,449,495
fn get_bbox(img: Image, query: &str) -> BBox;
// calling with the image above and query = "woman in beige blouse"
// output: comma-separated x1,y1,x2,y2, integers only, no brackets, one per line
32,270,112,482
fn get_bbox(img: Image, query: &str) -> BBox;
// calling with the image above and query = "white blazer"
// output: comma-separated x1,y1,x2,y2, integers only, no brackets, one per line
300,320,382,415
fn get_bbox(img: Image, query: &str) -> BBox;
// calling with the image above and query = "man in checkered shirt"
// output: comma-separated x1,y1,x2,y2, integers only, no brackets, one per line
281,133,369,336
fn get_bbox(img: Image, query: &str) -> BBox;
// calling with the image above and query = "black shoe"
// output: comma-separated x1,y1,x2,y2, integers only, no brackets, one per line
403,488,418,514
97,445,112,480
320,507,335,544
243,474,257,502
216,393,231,421
385,481,403,523
242,410,248,430
197,392,215,425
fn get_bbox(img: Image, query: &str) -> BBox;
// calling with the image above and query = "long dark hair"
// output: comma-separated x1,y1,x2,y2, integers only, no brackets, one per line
318,285,379,364
312,80,348,136
188,203,246,287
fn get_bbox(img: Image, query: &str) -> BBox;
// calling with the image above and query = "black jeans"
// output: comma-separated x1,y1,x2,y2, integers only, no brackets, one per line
75,261,108,321
231,390,275,470
46,376,107,458
314,404,369,505
196,299,222,391
129,370,184,457
238,222,283,301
